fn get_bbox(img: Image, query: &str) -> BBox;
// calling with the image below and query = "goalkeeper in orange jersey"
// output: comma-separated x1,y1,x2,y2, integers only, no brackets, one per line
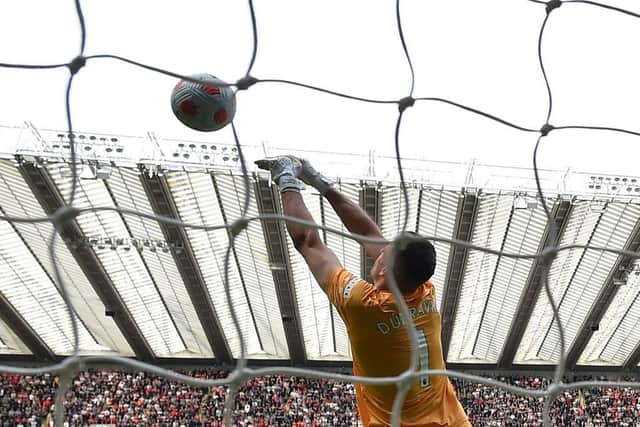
256,156,470,427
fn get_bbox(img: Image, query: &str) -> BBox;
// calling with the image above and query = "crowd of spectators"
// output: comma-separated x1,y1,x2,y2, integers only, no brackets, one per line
456,375,640,426
1,369,639,426
0,369,357,426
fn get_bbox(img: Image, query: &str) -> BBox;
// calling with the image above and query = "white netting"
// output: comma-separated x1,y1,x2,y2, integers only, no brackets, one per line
1,0,640,426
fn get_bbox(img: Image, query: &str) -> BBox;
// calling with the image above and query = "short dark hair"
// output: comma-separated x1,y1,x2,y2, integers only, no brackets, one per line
392,232,436,293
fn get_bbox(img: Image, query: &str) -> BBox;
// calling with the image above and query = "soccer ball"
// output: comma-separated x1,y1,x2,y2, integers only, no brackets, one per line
170,74,236,132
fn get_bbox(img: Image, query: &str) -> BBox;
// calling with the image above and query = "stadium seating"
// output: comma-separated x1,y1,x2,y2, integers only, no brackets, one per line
1,370,637,426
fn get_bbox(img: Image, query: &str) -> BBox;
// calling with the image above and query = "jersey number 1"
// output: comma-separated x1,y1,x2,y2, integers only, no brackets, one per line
417,330,430,387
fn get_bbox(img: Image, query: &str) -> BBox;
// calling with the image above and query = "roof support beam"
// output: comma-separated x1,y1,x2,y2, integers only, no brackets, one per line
498,199,572,368
255,177,306,363
19,162,155,361
568,216,640,369
441,191,479,359
360,181,380,283
0,291,55,360
139,172,233,364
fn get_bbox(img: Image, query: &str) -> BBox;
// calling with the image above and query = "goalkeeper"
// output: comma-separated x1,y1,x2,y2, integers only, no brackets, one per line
256,156,469,427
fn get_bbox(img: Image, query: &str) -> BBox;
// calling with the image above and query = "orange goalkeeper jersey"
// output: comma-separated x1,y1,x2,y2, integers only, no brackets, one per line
326,268,470,427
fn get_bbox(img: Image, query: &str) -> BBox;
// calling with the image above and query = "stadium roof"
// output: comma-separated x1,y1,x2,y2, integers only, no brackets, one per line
2,124,640,371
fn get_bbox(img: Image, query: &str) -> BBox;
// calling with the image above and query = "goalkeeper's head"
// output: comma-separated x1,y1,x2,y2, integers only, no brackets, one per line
371,232,436,293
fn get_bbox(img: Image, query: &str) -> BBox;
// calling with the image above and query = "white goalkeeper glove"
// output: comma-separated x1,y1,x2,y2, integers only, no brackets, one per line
255,156,305,193
296,157,334,196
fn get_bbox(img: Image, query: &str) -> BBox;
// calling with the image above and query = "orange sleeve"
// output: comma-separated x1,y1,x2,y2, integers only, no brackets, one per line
326,267,369,324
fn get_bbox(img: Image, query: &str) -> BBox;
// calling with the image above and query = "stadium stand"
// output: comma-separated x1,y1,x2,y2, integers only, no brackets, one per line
1,370,639,426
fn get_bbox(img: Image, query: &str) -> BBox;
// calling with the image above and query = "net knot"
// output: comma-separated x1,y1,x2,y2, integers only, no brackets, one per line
230,218,249,236
226,367,249,388
236,75,258,90
397,369,417,386
540,123,554,136
540,247,556,266
547,382,562,397
398,96,415,113
546,0,562,14
53,206,80,225
67,55,86,75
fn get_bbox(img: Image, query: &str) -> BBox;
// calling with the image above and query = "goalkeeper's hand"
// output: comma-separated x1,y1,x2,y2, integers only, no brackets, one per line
255,156,305,193
295,157,334,196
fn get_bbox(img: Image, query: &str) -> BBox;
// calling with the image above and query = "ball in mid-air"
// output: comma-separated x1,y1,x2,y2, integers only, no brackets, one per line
170,74,236,132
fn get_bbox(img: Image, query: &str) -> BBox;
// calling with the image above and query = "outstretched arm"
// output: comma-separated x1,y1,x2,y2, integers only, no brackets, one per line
281,191,341,292
324,188,385,260
297,158,385,259
255,156,341,293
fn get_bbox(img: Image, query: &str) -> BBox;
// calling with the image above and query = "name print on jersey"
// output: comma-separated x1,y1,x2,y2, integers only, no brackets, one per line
376,297,438,335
